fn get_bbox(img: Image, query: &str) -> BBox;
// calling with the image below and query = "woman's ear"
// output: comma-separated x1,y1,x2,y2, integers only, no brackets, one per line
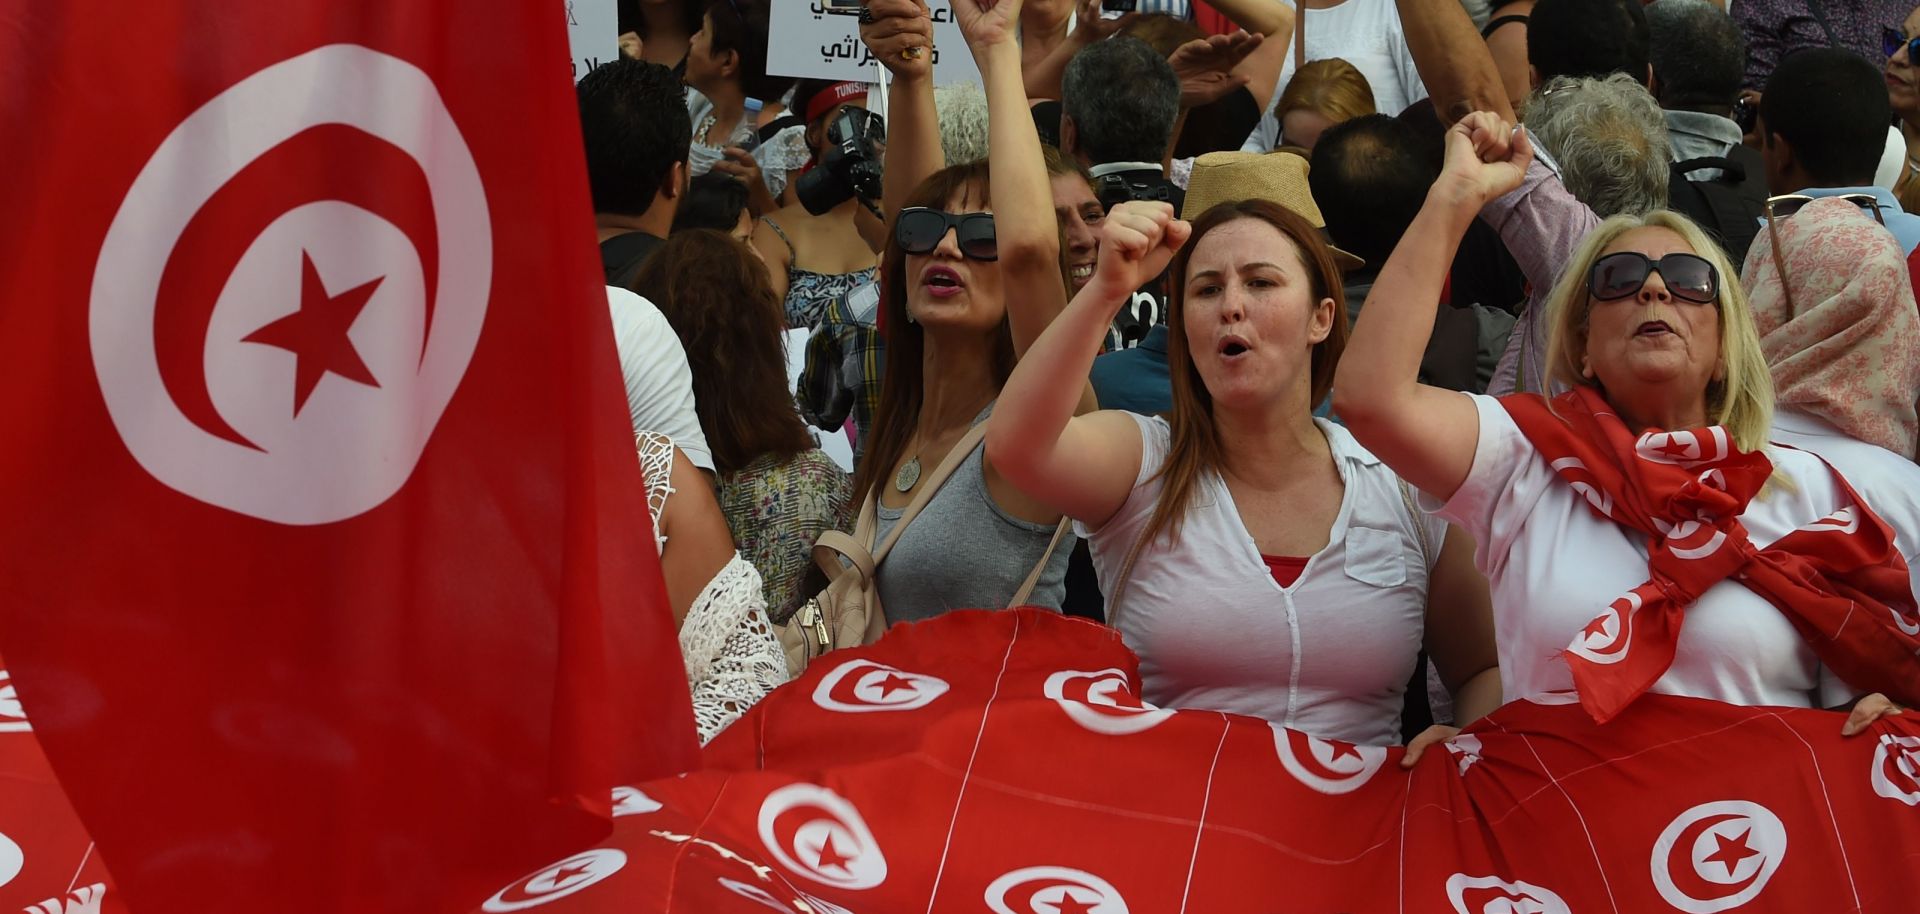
1307,296,1336,344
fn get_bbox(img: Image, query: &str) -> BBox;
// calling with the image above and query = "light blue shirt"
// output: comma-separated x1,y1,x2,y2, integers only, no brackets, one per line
1792,186,1920,255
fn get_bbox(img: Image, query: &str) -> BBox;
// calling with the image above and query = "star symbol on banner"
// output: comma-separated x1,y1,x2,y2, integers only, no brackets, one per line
548,863,593,887
242,251,383,416
874,673,917,698
1656,438,1693,459
1582,615,1613,640
1050,892,1098,914
1325,739,1364,763
1701,828,1761,876
813,834,854,872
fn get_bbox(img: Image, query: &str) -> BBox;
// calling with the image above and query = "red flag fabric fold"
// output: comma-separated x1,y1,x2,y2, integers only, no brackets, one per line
1502,387,1920,722
0,4,698,912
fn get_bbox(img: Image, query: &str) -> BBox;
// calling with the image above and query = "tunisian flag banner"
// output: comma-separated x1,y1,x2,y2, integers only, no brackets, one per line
0,3,699,912
4,613,1920,910
501,610,1920,913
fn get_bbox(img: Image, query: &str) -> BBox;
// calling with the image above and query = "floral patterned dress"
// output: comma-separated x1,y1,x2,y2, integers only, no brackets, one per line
717,448,855,624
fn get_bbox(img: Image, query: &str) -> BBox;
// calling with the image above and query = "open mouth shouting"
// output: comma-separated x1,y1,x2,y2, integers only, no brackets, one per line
1218,333,1253,360
922,264,965,298
1635,320,1674,338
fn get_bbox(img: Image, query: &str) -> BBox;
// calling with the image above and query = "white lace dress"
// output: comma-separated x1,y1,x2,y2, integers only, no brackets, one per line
639,432,790,743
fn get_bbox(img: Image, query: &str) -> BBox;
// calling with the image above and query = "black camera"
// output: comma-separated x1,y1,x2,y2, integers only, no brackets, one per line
1094,171,1176,213
797,107,887,215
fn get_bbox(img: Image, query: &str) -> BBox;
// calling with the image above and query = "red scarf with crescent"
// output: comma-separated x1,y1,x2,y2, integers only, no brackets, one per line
1502,386,1920,722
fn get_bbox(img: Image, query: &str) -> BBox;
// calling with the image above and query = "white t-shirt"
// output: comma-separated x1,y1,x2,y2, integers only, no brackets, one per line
1433,394,1862,708
1241,0,1430,152
1081,413,1446,747
606,287,713,472
1771,407,1920,601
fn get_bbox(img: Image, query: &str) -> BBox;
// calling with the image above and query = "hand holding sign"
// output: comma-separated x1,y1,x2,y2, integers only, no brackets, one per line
860,0,936,80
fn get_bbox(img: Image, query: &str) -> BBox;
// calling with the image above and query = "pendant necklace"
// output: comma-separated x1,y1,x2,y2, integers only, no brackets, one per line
894,456,922,492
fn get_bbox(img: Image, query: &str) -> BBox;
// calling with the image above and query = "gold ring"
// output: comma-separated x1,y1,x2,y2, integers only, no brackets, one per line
902,46,923,59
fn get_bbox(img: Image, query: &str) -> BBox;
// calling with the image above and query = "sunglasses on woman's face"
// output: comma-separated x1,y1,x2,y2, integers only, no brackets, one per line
1886,26,1920,61
894,207,998,261
1587,251,1720,305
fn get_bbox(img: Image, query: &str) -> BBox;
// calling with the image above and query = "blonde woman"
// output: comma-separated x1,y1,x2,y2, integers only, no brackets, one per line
1274,58,1376,151
1336,111,1920,733
988,198,1500,762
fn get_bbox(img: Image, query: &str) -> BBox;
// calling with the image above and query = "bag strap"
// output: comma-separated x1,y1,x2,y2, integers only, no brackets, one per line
1807,2,1841,50
809,422,994,586
1007,518,1072,608
1104,522,1153,629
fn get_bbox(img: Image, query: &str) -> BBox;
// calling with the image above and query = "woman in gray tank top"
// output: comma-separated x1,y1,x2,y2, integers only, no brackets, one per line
844,10,1078,623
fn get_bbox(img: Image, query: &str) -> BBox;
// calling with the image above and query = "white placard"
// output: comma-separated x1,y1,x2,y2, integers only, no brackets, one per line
567,0,620,82
767,0,983,88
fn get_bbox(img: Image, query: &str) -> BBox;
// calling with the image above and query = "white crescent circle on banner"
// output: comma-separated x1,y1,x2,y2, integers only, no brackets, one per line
90,43,491,525
1892,606,1920,637
811,659,951,713
611,785,663,817
481,848,626,912
0,672,29,733
985,866,1130,914
717,877,800,912
1649,800,1787,913
1443,873,1572,914
1271,724,1389,795
756,784,887,890
1871,734,1920,806
0,829,21,889
1042,669,1175,736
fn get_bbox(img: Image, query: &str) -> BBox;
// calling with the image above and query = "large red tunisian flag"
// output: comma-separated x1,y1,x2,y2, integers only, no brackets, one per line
0,3,699,912
475,610,1920,914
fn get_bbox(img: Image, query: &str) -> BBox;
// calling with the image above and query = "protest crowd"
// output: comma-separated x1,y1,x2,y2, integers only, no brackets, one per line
12,0,1920,910
608,0,1920,750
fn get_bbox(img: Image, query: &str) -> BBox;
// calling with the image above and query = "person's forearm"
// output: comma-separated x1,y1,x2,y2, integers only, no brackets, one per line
1450,667,1503,724
1334,187,1477,416
881,72,943,224
978,39,1067,355
1202,0,1289,36
853,201,887,253
1395,0,1512,123
989,283,1118,488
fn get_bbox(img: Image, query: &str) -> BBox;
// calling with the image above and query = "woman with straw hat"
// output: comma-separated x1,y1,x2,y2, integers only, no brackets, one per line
986,186,1500,764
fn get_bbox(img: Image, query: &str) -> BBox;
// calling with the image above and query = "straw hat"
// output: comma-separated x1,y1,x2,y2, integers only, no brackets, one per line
1180,150,1365,271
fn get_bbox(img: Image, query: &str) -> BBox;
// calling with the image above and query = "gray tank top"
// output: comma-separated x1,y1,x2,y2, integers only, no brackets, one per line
872,408,1071,622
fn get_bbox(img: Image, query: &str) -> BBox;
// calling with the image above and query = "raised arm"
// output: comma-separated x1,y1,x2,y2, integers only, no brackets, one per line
1333,112,1529,501
987,202,1190,524
860,0,944,221
1394,0,1513,124
954,0,1067,358
1200,0,1293,38
1022,0,1137,102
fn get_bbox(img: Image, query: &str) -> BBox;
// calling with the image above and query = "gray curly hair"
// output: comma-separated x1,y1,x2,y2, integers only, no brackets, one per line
934,81,990,166
1523,73,1671,218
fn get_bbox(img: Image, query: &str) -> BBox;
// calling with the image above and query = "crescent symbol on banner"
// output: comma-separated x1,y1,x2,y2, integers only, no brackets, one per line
1664,814,1763,904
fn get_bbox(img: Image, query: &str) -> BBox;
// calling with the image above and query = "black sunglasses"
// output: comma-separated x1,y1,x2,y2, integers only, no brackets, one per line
895,207,998,261
1886,26,1920,61
1587,251,1720,305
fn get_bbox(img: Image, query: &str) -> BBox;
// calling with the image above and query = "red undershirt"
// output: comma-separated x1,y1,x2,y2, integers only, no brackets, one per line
1260,554,1310,588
